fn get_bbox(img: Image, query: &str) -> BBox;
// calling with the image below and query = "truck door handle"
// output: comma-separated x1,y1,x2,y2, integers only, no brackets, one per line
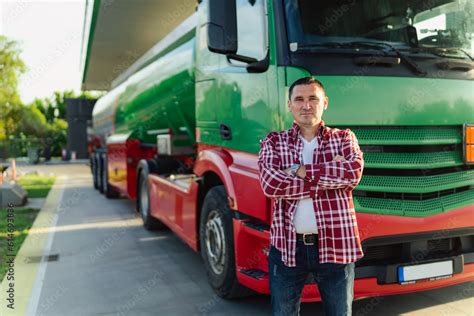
220,124,232,140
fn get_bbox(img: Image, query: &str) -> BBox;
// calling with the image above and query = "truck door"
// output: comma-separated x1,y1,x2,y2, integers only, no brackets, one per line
196,0,280,155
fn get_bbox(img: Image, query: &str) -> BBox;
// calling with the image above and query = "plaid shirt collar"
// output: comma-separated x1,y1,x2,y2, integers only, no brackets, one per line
288,120,330,142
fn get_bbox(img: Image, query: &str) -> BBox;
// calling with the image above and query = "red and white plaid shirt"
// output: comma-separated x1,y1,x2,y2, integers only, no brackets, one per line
258,121,364,267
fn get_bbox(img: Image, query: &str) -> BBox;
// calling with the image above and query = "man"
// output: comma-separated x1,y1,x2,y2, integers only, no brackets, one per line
258,77,364,316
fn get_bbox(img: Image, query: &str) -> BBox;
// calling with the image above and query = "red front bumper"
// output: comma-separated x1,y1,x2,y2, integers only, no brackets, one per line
235,204,474,301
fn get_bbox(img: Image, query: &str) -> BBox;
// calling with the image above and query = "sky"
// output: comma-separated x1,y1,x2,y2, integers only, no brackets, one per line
0,0,85,104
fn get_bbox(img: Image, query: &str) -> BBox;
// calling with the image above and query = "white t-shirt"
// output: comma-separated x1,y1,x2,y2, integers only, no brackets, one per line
293,136,318,233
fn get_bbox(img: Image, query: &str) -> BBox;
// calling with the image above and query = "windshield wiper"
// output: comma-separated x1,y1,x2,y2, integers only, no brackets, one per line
350,41,427,76
296,41,427,76
405,47,473,61
297,41,389,51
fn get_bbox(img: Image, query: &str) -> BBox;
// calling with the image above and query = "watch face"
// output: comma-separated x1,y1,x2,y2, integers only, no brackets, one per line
291,164,300,175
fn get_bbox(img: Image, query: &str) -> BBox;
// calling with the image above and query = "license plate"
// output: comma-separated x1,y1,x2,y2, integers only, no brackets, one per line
398,260,453,283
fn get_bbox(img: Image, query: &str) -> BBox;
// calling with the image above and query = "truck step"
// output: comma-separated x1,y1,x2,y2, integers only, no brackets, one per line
239,268,268,280
243,221,270,232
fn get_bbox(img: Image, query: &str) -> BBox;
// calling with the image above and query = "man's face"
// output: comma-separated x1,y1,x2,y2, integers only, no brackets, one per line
288,83,328,128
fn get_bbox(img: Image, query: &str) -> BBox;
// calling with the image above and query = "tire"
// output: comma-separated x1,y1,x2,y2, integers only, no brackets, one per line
92,153,99,190
103,154,119,199
137,160,165,230
199,186,253,299
98,153,105,194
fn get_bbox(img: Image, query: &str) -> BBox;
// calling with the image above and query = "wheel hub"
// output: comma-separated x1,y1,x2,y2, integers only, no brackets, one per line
205,210,226,275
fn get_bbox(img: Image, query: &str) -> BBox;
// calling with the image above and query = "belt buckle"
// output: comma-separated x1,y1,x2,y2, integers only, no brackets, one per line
303,233,314,245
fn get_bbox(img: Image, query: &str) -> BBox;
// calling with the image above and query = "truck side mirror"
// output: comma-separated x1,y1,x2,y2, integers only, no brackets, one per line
207,0,237,54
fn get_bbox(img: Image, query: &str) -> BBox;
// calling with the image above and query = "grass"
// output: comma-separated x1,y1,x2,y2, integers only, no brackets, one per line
0,175,55,279
17,174,56,198
0,207,40,281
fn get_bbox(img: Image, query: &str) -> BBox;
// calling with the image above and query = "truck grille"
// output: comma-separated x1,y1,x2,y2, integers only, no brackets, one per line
346,126,474,216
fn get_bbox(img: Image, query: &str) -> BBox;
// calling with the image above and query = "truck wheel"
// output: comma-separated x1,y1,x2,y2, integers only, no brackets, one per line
92,153,99,190
199,186,253,299
103,155,119,199
137,160,165,230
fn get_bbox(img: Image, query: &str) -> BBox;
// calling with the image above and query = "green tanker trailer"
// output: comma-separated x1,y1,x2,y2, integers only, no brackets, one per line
91,31,196,198
88,0,474,301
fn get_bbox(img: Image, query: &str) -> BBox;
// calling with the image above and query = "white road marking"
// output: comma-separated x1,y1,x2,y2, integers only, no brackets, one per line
26,176,67,316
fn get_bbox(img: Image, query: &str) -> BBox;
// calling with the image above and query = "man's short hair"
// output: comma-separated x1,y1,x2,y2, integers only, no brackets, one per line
288,77,325,100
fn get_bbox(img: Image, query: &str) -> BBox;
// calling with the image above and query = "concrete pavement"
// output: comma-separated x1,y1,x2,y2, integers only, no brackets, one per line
0,164,473,315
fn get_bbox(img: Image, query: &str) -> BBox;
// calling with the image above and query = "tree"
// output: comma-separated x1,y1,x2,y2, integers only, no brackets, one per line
0,36,26,139
0,35,99,158
14,104,49,137
46,118,68,157
35,90,99,123
52,90,75,120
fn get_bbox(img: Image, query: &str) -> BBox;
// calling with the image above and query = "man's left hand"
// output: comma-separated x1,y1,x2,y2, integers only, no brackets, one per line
296,165,306,178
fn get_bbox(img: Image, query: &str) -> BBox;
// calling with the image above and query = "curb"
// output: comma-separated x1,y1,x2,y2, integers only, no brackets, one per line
0,176,66,315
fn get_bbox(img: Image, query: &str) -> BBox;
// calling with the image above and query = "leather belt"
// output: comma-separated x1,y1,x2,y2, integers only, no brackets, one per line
297,233,318,245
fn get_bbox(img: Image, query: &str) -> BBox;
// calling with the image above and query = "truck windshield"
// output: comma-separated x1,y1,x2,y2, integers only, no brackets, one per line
285,0,474,58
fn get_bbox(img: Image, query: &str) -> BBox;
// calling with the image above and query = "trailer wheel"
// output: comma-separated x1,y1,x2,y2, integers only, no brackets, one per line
200,186,253,299
103,155,119,199
98,153,104,193
92,153,99,190
137,160,165,230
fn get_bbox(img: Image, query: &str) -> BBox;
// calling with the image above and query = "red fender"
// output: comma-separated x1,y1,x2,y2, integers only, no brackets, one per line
194,148,238,208
194,146,270,223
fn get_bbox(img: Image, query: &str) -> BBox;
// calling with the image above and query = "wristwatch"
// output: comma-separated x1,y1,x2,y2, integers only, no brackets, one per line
290,164,300,177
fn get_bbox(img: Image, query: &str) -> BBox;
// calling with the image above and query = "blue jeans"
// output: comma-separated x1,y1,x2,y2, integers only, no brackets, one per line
268,241,355,316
